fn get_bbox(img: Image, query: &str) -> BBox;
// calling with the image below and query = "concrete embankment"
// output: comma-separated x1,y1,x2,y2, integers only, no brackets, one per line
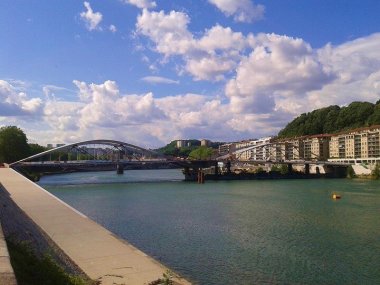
0,168,191,285
0,223,17,285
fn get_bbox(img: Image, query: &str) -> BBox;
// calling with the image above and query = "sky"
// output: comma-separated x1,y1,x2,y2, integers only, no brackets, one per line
1,0,380,148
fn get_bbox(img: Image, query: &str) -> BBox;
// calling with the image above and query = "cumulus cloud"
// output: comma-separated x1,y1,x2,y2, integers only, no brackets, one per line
308,33,380,108
141,76,179,84
226,33,335,114
109,24,117,33
80,2,103,31
185,56,237,81
72,80,166,128
0,80,43,117
208,0,265,23
39,81,233,146
122,0,156,9
136,9,194,56
136,10,249,80
3,32,380,147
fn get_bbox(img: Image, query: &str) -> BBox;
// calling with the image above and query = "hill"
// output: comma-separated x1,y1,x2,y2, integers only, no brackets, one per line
155,140,201,157
278,100,380,138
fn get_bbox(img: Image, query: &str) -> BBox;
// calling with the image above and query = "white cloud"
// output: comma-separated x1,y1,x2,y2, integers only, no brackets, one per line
3,33,380,147
80,2,103,31
141,76,179,84
185,56,236,81
208,0,265,23
225,33,335,114
72,80,165,128
136,10,249,80
0,80,43,117
136,9,195,56
122,0,156,9
109,24,117,33
199,25,247,54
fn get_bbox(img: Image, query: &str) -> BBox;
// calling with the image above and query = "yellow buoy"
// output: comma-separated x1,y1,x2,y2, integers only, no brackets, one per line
332,194,341,199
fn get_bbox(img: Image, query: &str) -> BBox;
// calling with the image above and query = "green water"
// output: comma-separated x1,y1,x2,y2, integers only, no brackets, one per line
39,170,380,284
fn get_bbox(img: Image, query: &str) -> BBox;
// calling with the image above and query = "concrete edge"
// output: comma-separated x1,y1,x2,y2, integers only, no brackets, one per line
0,221,17,285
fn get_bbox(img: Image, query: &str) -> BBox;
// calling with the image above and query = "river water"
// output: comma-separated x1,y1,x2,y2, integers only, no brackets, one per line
39,169,380,285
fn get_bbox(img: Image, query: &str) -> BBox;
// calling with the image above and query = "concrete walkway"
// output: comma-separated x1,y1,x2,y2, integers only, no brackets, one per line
0,168,191,285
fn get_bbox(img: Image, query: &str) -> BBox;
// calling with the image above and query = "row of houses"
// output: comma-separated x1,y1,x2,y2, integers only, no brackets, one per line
218,125,380,164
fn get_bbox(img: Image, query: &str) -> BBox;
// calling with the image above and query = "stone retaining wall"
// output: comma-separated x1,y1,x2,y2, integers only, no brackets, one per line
0,184,89,280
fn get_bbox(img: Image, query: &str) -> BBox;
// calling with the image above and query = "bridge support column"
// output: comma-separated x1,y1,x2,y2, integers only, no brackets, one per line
214,161,219,177
287,163,293,174
226,161,231,174
197,168,205,184
116,163,124,174
305,163,310,175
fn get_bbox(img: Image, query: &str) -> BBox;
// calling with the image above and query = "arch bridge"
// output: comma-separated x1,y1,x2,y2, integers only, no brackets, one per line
10,139,217,174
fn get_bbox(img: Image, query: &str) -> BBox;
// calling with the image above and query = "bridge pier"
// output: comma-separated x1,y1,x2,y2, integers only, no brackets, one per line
197,168,205,184
214,161,219,177
287,163,293,174
305,163,310,175
116,163,124,174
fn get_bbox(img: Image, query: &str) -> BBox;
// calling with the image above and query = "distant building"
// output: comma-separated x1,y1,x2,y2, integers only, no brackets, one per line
230,137,272,161
201,139,210,147
47,144,54,149
56,144,65,147
176,140,186,148
218,143,236,156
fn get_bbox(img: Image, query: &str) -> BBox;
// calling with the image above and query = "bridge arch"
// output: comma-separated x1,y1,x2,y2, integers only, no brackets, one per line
10,139,165,166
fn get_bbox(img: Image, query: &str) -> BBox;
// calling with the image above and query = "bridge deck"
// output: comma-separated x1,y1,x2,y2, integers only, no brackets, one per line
0,168,191,285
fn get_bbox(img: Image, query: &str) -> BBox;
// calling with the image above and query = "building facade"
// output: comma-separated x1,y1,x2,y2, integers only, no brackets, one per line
329,125,380,163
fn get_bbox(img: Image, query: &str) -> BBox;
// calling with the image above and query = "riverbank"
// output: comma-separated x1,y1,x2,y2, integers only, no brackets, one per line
0,168,191,285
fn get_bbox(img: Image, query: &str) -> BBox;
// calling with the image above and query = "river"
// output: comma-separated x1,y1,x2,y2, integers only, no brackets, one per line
38,169,380,285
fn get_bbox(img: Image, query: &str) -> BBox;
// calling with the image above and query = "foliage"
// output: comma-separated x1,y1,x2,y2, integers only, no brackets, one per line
270,165,280,172
148,270,174,285
278,101,380,138
188,146,214,160
280,164,289,175
7,239,93,285
29,143,48,156
0,126,30,163
255,167,265,173
155,140,201,157
347,165,356,178
372,163,380,179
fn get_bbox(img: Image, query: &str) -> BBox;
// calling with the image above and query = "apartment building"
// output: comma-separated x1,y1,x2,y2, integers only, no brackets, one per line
218,137,272,160
234,137,272,161
218,143,236,157
284,138,305,160
329,125,380,163
302,135,331,161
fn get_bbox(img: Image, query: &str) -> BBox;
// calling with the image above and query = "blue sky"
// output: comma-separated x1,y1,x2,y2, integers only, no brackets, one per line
1,0,380,147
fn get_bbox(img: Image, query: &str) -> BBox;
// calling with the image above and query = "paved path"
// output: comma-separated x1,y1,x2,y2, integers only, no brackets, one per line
0,168,191,285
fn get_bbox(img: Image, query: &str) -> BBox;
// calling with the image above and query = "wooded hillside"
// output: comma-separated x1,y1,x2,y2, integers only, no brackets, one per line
278,100,380,138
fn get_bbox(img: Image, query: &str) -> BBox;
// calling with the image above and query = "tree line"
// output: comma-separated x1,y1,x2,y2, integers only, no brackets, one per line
0,126,47,164
278,100,380,138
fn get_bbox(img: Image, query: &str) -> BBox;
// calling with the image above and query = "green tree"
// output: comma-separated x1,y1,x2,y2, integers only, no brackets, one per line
188,146,214,160
367,104,380,125
0,126,30,163
29,143,47,156
278,101,378,138
372,163,380,179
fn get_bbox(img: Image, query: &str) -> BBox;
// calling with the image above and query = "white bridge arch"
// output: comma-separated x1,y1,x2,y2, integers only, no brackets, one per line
10,139,165,166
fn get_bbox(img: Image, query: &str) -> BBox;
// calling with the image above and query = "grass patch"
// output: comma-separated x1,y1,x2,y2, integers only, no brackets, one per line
6,239,94,285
